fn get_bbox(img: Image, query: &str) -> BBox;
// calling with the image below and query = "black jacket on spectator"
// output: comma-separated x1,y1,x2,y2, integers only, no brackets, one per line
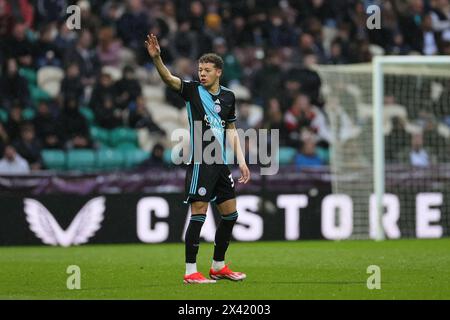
59,102,90,142
60,75,84,101
114,78,142,110
13,137,43,168
0,72,30,110
64,47,100,80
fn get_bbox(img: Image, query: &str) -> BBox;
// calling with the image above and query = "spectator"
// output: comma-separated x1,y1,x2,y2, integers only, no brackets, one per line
33,100,64,149
59,96,92,149
294,134,323,169
96,25,123,67
169,20,199,61
252,50,283,105
213,37,242,86
33,23,63,68
263,97,289,146
165,57,195,109
0,122,9,156
284,93,330,147
4,21,34,68
404,132,435,167
60,63,84,103
0,144,30,174
0,58,30,110
128,96,165,136
138,143,166,168
116,0,150,63
95,96,123,129
115,65,142,110
5,102,24,142
35,0,67,25
13,122,43,170
89,72,116,111
64,29,100,87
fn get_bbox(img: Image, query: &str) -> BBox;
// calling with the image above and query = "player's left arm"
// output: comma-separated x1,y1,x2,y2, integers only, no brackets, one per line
226,122,250,184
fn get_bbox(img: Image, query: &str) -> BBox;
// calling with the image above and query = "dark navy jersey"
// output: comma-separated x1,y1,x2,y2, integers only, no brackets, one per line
178,80,236,164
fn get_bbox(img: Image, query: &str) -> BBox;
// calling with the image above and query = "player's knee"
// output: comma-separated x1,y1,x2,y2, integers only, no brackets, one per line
191,201,208,214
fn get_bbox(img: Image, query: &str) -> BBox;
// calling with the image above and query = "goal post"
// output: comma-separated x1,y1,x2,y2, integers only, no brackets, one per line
373,56,450,241
317,56,450,240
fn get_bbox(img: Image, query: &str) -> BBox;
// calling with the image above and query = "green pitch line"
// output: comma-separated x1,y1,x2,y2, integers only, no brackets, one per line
0,239,449,300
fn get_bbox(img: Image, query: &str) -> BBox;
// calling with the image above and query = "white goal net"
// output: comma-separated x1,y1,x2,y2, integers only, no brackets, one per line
317,57,450,239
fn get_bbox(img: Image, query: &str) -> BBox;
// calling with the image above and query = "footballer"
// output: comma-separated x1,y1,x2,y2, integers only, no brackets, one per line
145,34,250,284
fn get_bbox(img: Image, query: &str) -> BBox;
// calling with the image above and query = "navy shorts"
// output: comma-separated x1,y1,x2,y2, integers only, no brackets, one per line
184,163,236,205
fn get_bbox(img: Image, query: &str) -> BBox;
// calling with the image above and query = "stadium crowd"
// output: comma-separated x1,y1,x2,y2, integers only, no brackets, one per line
0,0,449,173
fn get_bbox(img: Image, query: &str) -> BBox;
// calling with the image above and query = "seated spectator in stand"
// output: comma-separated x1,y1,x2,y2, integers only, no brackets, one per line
165,57,195,109
4,21,34,68
33,100,64,149
213,37,242,86
89,71,116,111
235,101,252,132
138,143,166,168
34,23,63,68
59,96,92,149
13,123,43,171
128,96,165,136
169,19,199,61
116,0,150,64
263,97,289,146
294,133,323,169
95,96,123,129
115,65,142,110
64,29,100,87
6,102,24,142
284,93,330,147
60,63,84,103
0,59,30,110
397,132,436,167
0,122,9,157
0,145,30,174
96,25,123,67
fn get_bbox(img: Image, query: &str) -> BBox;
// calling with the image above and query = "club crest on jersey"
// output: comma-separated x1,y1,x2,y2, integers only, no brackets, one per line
198,187,207,196
214,99,221,113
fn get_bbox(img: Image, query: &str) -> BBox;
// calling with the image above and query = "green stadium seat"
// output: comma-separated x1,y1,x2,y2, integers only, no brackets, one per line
317,147,330,164
66,149,96,171
29,84,51,103
116,142,139,151
123,149,149,168
0,109,8,123
278,147,297,165
79,107,95,125
22,108,36,121
42,149,66,170
163,149,173,165
19,68,37,84
90,126,110,145
96,149,125,170
109,127,138,146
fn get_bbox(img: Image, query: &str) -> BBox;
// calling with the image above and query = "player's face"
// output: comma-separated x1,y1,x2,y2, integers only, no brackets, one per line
198,63,222,88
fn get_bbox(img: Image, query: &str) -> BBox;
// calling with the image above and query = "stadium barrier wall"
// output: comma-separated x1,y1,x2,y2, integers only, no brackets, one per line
0,166,448,246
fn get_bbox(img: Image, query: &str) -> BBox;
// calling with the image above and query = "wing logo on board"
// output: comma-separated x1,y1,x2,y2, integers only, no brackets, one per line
23,197,106,247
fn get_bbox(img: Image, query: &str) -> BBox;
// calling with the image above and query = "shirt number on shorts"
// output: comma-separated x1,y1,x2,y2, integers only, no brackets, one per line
228,174,234,188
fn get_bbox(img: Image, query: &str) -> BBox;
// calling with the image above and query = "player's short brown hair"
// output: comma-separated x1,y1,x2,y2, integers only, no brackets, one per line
198,53,223,70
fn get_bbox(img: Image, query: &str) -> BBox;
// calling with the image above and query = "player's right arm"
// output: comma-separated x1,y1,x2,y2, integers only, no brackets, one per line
145,34,181,92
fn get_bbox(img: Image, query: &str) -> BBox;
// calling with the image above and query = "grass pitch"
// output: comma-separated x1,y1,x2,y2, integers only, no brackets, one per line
0,239,449,300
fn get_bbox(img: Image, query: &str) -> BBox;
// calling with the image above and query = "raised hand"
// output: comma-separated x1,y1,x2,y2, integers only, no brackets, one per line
145,33,161,59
